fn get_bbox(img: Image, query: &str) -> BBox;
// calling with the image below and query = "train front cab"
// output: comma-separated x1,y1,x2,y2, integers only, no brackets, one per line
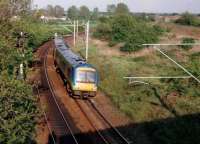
72,65,98,98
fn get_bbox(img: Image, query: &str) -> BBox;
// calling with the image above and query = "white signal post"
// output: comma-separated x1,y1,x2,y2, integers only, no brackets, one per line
85,21,90,62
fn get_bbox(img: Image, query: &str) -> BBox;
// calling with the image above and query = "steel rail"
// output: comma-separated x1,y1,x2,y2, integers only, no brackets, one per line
74,99,110,144
35,86,57,144
87,99,131,144
43,47,79,144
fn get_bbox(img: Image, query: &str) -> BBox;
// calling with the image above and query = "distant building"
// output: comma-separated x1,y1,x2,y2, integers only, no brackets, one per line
40,15,66,22
154,14,181,23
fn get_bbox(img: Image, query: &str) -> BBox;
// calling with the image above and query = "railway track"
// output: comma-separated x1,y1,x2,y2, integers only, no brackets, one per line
39,45,79,144
87,99,131,144
75,99,131,144
36,36,131,144
75,99,110,144
39,42,110,144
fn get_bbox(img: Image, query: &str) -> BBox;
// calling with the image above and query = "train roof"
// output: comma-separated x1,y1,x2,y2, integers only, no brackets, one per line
54,37,88,68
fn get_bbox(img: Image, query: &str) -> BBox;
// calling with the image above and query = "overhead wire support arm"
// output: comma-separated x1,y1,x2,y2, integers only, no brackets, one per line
124,76,192,79
143,43,200,46
141,43,200,84
154,46,200,84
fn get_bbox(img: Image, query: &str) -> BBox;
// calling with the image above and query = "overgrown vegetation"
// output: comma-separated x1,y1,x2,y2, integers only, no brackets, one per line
0,1,70,143
75,37,200,144
0,74,38,143
94,14,165,52
87,8,200,144
180,37,195,50
175,12,200,27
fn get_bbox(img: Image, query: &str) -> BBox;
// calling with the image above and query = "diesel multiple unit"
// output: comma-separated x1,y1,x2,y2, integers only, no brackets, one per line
53,36,98,98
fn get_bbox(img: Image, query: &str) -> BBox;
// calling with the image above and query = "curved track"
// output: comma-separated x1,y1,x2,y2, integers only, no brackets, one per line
39,44,79,144
44,47,79,144
36,35,131,144
75,99,130,144
86,99,130,144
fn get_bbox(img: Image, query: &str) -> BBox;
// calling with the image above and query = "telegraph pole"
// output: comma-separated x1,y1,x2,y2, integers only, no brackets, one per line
76,20,79,40
73,20,76,47
85,21,90,61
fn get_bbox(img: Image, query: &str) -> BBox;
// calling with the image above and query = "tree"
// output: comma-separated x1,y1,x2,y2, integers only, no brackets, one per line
54,5,64,17
79,6,90,20
0,75,38,144
9,0,32,15
107,4,116,14
111,15,136,42
0,1,11,21
33,9,46,19
91,7,99,20
115,3,129,15
175,12,200,27
67,5,79,20
0,0,32,21
46,5,54,16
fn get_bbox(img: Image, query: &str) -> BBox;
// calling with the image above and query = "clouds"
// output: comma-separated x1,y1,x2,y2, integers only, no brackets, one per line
33,0,200,13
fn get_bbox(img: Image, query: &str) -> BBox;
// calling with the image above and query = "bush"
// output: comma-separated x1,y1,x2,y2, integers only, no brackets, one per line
181,37,195,50
94,14,164,52
121,23,160,52
175,12,200,27
111,14,137,42
0,75,38,143
93,22,112,39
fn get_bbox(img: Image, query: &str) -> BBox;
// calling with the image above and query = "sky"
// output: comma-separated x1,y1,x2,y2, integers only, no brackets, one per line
33,0,200,14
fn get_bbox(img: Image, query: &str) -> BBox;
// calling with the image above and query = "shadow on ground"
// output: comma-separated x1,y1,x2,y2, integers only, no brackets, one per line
47,112,200,144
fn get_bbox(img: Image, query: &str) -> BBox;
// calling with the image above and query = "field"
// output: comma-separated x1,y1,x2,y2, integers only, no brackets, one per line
73,22,200,144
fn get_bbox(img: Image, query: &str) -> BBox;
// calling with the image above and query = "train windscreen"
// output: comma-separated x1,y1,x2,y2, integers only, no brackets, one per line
76,71,96,83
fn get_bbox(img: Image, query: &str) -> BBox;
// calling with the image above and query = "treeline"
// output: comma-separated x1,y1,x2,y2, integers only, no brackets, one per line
36,3,131,21
93,10,165,52
39,5,65,18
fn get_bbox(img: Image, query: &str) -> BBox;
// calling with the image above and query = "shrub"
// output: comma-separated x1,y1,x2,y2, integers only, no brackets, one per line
181,37,195,50
108,40,118,47
111,14,137,42
93,22,112,39
121,23,160,52
175,12,200,27
0,75,38,143
94,14,164,52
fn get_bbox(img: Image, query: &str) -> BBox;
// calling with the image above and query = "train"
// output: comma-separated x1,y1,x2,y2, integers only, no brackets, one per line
53,36,98,98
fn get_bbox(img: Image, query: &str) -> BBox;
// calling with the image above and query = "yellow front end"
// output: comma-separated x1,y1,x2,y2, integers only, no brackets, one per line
73,67,98,94
74,83,97,92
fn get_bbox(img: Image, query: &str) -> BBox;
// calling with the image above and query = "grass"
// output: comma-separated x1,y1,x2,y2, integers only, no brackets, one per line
74,37,200,144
